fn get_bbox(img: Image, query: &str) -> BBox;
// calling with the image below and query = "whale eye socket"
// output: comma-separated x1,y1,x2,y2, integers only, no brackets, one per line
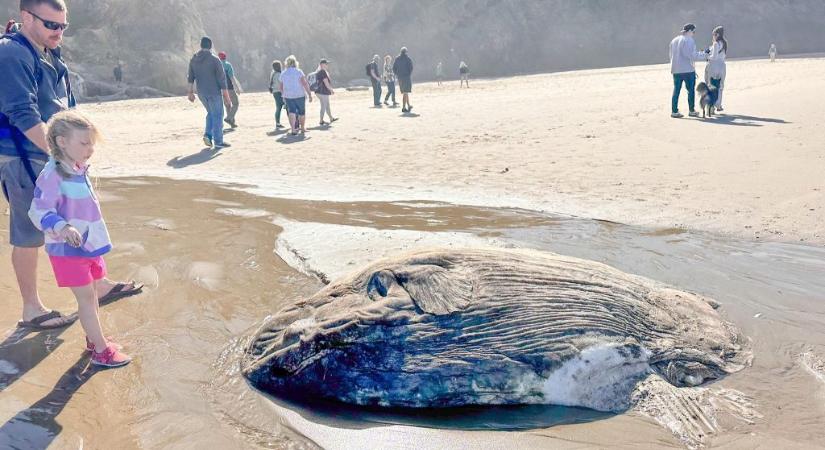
367,270,394,299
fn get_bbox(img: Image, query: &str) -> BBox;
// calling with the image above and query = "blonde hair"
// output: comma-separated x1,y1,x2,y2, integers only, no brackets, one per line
285,55,298,68
384,54,392,64
46,110,101,179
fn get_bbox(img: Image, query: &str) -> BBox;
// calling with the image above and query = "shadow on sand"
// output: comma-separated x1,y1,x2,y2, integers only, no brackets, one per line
167,147,223,168
702,113,789,127
0,353,99,449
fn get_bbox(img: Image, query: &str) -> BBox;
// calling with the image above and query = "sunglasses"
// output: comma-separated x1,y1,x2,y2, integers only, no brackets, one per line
25,10,69,31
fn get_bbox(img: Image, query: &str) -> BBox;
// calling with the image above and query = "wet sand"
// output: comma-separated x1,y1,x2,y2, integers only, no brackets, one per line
1,178,824,449
82,57,825,245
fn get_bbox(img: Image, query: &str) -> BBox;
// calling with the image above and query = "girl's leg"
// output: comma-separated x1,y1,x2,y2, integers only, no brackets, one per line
72,283,107,350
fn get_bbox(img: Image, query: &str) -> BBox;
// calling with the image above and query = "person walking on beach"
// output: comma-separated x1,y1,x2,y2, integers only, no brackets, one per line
187,36,232,148
28,111,131,366
382,54,397,106
1,0,141,330
218,51,242,128
459,61,470,88
269,60,285,129
669,23,709,118
113,61,123,84
705,26,727,111
393,47,414,113
367,54,382,107
279,55,312,135
769,43,777,62
315,58,337,126
436,61,443,86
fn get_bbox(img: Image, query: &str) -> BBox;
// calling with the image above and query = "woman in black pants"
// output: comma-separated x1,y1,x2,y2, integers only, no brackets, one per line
269,60,286,129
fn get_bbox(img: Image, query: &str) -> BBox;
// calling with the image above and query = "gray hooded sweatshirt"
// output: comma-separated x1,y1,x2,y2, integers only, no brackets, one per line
187,49,227,96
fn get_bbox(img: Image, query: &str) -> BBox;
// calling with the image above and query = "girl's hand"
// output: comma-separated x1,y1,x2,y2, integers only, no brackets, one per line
60,225,82,247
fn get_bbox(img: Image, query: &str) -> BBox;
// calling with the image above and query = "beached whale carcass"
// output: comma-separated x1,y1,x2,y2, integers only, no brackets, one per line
242,248,750,412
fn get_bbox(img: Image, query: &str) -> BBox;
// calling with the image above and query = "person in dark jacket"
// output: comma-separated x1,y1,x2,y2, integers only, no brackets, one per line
368,54,382,107
187,36,232,148
1,0,141,330
392,47,414,113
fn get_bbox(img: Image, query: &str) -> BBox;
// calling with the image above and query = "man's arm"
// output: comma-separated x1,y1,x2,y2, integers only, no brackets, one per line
187,82,196,102
22,123,49,153
0,48,49,150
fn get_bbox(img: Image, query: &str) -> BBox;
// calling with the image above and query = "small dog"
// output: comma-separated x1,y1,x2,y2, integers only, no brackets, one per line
696,82,718,118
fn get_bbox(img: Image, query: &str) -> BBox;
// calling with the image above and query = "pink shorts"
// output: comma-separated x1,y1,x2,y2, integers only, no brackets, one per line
48,255,107,288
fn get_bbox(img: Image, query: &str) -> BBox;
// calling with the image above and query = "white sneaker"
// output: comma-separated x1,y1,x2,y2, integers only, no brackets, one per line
716,106,724,112
688,111,699,117
671,112,684,118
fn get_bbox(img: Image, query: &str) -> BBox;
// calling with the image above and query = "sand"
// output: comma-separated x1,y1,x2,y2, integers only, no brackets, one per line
81,56,825,245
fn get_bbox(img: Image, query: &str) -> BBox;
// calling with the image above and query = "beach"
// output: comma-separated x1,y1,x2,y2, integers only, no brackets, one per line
1,57,825,449
83,56,825,245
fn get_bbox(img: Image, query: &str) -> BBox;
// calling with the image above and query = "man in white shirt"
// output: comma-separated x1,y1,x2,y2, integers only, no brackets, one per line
669,23,709,118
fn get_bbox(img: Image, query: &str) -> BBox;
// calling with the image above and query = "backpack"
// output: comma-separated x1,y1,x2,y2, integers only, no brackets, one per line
365,63,373,77
306,71,319,92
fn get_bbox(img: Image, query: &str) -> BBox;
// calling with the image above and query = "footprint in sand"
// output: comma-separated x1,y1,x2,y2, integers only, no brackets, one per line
131,265,160,288
187,262,224,291
146,218,176,231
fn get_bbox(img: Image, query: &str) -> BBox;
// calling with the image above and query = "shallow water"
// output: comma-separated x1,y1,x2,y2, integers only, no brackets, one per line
1,177,823,449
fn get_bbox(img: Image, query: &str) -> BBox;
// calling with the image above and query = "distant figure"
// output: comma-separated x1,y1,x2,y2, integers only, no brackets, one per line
393,47,414,113
218,51,242,128
315,58,337,126
187,36,232,148
669,23,709,118
382,54,397,106
705,26,727,111
436,61,443,86
769,43,777,62
269,60,285,129
279,54,313,135
113,61,123,84
459,61,470,88
367,54,382,106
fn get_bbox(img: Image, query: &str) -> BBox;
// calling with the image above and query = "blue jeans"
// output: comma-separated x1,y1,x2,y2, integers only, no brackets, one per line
672,72,696,113
199,94,224,144
371,79,382,106
384,81,396,104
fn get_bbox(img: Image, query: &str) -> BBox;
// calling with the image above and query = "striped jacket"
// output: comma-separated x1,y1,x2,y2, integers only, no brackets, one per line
28,159,112,257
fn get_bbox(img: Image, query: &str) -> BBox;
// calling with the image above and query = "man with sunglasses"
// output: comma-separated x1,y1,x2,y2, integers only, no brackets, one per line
0,0,78,329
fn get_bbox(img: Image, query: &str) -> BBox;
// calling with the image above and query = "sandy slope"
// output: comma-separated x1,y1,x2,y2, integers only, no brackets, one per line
84,57,825,244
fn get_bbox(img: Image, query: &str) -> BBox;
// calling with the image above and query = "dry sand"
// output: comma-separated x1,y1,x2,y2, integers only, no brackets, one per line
82,56,825,245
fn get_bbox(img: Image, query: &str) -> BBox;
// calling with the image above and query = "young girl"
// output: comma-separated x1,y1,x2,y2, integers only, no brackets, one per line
705,26,727,111
29,111,131,367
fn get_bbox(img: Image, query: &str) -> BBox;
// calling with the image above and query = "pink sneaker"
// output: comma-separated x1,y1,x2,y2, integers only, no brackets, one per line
85,336,122,352
91,343,132,368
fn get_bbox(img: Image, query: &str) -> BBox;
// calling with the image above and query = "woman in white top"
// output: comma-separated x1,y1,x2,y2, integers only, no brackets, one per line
279,55,313,135
705,26,727,111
